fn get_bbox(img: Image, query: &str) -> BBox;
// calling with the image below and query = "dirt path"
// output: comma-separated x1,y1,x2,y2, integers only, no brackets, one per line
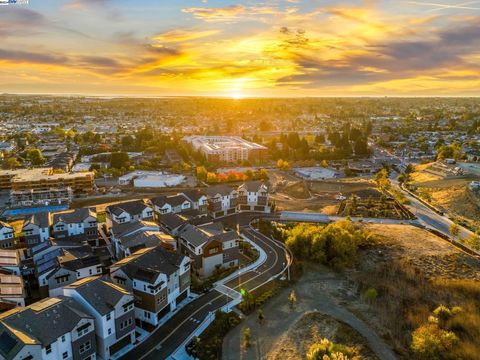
223,266,397,360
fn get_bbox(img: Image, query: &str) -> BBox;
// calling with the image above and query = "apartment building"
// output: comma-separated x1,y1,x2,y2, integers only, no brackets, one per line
52,208,98,241
205,185,238,218
237,181,270,213
22,211,51,248
178,223,240,278
0,168,94,206
183,136,268,163
0,222,15,249
0,297,96,360
62,277,136,360
110,246,190,327
105,200,153,229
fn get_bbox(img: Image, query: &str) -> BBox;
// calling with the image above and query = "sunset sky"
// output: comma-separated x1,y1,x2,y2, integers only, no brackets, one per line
0,0,479,97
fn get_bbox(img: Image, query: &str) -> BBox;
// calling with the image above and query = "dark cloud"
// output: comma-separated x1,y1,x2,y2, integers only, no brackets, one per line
277,18,480,88
0,49,68,65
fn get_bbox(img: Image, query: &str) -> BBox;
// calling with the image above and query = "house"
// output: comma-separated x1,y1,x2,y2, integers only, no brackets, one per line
110,246,190,328
0,222,15,249
110,221,160,260
237,181,270,212
150,194,191,215
158,213,188,236
34,245,103,299
178,223,240,278
205,185,238,218
52,208,98,241
105,200,153,229
179,189,208,213
22,211,51,248
47,255,104,298
62,276,136,360
0,296,96,360
0,274,26,307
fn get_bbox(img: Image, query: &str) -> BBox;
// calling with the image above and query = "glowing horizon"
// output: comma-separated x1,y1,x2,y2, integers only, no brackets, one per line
1,0,480,97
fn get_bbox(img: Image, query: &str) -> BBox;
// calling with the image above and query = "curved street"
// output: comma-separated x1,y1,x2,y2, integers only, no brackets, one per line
119,226,291,360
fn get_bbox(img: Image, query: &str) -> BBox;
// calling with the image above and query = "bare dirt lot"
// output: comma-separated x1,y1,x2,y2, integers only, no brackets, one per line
271,176,381,213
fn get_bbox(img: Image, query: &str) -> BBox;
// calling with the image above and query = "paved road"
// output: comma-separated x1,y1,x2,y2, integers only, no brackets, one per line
391,179,474,239
119,227,290,360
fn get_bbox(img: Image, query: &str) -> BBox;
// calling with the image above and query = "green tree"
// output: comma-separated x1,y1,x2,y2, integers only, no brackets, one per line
27,148,45,165
257,309,265,324
110,152,129,169
2,157,21,170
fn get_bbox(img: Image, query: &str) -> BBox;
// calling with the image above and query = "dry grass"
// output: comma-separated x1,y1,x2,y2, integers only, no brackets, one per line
267,312,378,360
352,225,480,358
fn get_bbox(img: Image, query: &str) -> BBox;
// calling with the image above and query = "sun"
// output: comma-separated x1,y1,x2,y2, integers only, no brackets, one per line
231,92,243,100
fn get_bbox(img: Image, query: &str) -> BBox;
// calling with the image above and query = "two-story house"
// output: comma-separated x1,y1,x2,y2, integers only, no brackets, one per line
178,223,240,278
0,296,96,360
110,246,190,328
62,276,136,360
150,194,192,216
237,181,270,213
105,200,153,230
0,273,26,307
0,222,15,249
22,211,51,248
52,208,98,241
179,189,208,213
110,221,162,259
205,185,238,218
158,213,188,237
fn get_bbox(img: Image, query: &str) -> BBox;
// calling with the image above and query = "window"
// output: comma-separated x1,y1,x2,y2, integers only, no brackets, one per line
156,293,166,304
79,341,91,354
61,335,66,342
45,345,52,354
77,323,91,337
62,351,68,359
88,269,92,275
106,313,111,321
144,311,151,319
120,318,133,330
108,328,112,335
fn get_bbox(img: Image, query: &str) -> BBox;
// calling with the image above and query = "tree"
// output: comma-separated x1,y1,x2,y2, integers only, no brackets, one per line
196,166,208,182
449,223,460,239
2,157,21,170
397,173,406,185
110,152,129,169
320,160,328,168
289,290,297,309
27,148,45,165
242,327,251,348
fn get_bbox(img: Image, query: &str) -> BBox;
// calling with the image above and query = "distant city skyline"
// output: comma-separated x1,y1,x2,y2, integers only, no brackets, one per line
1,0,480,96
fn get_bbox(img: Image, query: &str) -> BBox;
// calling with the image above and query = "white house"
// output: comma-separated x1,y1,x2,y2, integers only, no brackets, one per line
62,276,136,360
105,200,153,229
0,221,15,249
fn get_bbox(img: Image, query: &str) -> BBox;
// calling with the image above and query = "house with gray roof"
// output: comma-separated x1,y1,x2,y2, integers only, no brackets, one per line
237,180,270,213
105,200,153,229
52,208,98,242
110,220,161,260
62,276,135,360
178,223,240,278
0,296,96,360
110,246,190,328
205,185,238,218
22,212,50,248
0,222,15,250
